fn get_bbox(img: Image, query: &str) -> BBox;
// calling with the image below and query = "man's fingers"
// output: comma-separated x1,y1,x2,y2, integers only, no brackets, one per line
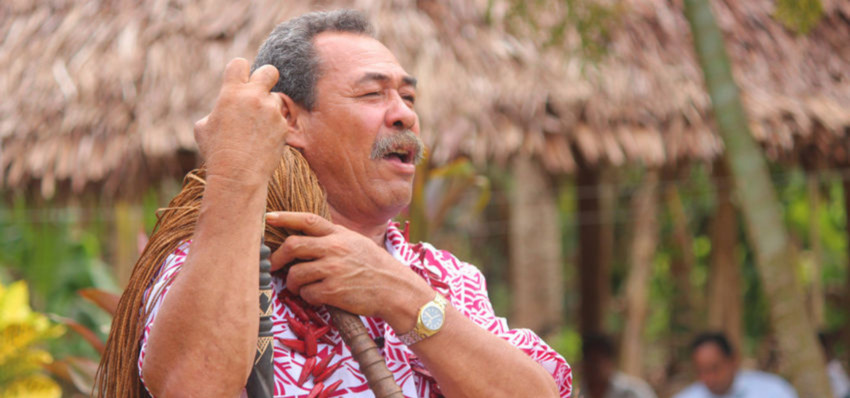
298,282,327,306
250,64,280,91
269,235,325,271
286,262,327,297
265,212,335,237
222,58,250,85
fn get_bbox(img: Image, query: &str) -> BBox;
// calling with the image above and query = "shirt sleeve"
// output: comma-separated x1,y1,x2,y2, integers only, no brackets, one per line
136,241,191,393
421,247,573,397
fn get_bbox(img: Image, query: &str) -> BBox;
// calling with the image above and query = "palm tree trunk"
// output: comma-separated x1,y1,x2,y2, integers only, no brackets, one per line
620,168,659,376
509,154,563,333
683,0,832,395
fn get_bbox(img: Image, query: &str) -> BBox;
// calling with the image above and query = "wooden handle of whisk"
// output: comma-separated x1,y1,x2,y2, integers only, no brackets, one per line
328,307,404,398
246,241,274,398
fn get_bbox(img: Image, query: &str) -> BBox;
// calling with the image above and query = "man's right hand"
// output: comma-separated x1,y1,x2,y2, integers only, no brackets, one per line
194,58,288,186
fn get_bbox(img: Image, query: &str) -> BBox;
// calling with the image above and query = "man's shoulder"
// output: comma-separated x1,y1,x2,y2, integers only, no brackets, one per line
738,369,787,384
672,382,710,398
610,372,657,398
738,370,796,397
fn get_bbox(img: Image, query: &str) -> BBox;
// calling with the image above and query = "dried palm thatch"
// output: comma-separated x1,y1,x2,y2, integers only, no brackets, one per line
1,0,848,200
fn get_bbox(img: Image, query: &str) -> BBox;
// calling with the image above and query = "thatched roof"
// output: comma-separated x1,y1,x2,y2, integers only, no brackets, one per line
2,0,849,200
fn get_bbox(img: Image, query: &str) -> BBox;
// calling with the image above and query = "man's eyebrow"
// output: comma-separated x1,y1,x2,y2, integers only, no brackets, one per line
357,72,417,88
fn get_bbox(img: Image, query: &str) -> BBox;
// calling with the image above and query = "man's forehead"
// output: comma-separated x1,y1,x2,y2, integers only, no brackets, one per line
694,344,732,363
356,72,417,88
314,32,413,84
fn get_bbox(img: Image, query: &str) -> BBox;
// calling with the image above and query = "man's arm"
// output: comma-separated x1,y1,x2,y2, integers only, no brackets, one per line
141,59,290,396
267,212,561,398
408,305,561,398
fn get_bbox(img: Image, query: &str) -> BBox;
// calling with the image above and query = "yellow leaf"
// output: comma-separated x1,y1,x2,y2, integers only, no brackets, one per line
0,374,61,398
0,281,32,326
0,321,64,366
0,348,52,382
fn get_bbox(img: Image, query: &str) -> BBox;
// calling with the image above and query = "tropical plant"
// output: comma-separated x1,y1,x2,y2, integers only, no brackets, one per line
0,280,65,398
405,156,491,245
47,288,120,396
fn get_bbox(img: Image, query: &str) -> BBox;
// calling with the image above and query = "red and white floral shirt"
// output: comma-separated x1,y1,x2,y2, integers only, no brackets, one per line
139,223,572,397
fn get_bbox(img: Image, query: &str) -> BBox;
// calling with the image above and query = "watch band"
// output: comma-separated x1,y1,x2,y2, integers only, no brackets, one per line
398,293,448,346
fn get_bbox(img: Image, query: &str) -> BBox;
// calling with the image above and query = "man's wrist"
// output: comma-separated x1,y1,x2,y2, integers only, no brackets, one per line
204,149,277,188
198,174,270,224
381,277,435,335
205,167,271,190
389,294,432,335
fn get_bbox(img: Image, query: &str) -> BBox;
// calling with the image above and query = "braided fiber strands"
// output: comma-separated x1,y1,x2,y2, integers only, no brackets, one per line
96,146,401,397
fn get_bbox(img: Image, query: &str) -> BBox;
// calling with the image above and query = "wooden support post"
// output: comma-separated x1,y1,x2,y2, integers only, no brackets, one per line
707,160,742,350
577,164,612,336
509,154,563,333
620,168,659,376
576,161,614,398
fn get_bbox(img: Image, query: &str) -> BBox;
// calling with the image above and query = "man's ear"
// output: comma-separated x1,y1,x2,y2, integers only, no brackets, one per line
278,92,308,149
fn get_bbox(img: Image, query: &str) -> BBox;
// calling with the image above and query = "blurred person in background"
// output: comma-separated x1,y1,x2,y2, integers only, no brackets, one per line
674,332,797,398
820,331,850,398
580,333,658,398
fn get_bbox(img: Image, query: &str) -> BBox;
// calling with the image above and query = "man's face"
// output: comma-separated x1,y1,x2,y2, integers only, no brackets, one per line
294,32,421,225
692,343,737,395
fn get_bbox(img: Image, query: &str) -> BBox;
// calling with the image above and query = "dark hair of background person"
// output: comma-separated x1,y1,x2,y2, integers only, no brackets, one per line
690,332,735,358
583,333,618,360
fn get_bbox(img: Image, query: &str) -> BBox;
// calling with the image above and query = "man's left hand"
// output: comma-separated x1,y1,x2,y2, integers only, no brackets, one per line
265,211,433,331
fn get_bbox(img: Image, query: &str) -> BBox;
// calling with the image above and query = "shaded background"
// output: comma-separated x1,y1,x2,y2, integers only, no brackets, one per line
2,0,849,396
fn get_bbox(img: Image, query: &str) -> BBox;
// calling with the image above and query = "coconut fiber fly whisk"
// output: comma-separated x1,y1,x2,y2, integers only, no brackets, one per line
246,147,403,398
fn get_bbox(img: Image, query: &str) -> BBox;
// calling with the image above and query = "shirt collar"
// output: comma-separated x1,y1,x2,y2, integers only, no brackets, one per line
385,221,420,268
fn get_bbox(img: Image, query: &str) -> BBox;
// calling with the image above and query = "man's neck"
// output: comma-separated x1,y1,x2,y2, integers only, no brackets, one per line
328,207,388,246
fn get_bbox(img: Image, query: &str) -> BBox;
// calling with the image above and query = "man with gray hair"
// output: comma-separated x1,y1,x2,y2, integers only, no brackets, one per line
133,9,571,397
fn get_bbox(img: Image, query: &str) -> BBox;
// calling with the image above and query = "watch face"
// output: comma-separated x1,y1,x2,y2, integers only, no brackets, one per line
421,305,444,331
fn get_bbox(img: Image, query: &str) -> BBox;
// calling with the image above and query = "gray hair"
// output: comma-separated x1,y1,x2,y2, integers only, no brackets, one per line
252,9,374,110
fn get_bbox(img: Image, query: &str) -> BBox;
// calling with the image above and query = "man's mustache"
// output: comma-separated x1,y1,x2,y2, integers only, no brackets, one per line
370,130,425,165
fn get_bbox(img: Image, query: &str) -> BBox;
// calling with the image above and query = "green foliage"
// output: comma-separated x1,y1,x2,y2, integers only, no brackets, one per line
778,169,848,331
774,0,824,35
0,280,65,398
548,327,583,365
0,197,116,360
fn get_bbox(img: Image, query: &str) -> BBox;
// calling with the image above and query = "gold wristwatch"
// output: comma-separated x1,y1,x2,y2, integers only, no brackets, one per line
398,293,448,346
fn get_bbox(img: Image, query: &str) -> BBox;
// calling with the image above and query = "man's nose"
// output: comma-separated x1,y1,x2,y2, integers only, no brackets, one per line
385,91,417,131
